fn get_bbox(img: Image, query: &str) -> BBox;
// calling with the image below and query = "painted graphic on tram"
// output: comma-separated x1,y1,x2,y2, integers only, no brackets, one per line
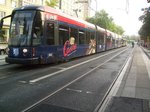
63,37,77,57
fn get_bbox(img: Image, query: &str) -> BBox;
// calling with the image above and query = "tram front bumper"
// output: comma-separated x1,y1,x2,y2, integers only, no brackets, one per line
5,57,39,64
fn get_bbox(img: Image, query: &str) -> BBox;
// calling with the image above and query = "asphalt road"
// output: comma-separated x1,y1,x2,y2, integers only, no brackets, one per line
0,47,133,112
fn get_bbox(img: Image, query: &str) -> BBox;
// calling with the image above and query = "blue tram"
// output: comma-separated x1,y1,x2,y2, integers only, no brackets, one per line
0,5,125,64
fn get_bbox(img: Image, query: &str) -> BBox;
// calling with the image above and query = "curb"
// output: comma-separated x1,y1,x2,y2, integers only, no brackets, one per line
141,47,150,59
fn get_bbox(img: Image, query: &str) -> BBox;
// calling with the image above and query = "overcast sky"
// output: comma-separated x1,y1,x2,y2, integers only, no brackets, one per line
90,0,149,35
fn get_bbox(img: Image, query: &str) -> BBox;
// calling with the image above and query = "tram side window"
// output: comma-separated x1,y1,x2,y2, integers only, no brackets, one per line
59,25,69,45
32,11,43,45
86,31,90,44
97,31,104,44
97,32,100,44
70,27,78,44
91,32,95,40
79,30,85,44
112,37,115,44
46,23,54,45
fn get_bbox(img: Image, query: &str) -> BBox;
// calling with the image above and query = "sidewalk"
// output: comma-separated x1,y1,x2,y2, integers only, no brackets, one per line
103,46,150,112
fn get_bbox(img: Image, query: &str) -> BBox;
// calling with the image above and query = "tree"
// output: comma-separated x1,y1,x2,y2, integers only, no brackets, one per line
86,10,124,35
45,0,58,8
86,10,112,29
138,11,150,48
138,11,150,37
115,25,124,35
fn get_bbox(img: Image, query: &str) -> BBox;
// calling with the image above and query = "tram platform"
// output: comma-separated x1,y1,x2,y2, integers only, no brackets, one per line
103,46,150,112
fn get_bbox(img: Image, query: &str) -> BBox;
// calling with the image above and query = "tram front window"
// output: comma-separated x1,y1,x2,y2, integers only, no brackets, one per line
9,11,36,46
32,11,43,46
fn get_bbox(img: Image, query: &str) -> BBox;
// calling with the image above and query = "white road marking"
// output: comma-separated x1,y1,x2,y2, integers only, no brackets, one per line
66,88,82,93
140,48,150,79
29,48,128,83
50,66,66,70
66,88,93,94
86,91,93,94
19,81,27,84
0,76,7,80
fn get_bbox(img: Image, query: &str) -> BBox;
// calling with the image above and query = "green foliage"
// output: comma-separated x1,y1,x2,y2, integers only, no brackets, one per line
45,0,58,8
86,10,124,35
139,12,150,37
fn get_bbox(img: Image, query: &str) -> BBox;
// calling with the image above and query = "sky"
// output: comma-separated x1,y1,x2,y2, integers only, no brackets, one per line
90,0,149,35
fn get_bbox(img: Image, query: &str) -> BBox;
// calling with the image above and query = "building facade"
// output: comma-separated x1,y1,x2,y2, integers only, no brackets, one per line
0,0,47,42
0,0,16,42
59,0,90,20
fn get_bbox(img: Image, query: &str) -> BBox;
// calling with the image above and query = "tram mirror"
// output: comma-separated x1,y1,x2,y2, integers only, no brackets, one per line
0,20,3,30
0,15,11,30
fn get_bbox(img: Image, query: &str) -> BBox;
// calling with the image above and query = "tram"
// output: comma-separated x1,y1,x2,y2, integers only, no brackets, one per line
0,5,125,64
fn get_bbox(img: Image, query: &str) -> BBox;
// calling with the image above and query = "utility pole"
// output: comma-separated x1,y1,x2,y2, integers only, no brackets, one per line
95,0,97,12
59,0,62,9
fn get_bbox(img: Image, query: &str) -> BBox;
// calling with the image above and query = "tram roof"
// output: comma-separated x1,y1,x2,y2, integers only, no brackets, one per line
13,5,96,29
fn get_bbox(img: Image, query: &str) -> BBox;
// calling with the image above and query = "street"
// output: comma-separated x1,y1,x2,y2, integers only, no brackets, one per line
0,46,132,112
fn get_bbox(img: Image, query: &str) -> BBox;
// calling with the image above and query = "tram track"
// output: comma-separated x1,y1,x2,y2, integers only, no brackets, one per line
21,47,130,112
28,47,129,83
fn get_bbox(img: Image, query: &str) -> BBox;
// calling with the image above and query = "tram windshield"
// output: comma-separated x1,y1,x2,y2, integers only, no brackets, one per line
9,11,36,46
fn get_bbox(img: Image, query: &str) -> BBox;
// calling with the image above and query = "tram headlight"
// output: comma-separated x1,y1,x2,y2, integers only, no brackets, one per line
23,48,28,53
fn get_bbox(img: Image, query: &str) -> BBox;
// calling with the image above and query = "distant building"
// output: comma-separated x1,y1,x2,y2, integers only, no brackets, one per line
59,0,90,20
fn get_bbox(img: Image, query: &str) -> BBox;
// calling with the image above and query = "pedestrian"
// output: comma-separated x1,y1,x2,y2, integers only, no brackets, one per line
132,42,134,48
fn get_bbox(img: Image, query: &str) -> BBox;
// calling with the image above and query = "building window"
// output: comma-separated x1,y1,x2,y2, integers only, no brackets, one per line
39,0,43,5
22,1,30,6
0,11,6,19
12,0,17,8
0,0,5,4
